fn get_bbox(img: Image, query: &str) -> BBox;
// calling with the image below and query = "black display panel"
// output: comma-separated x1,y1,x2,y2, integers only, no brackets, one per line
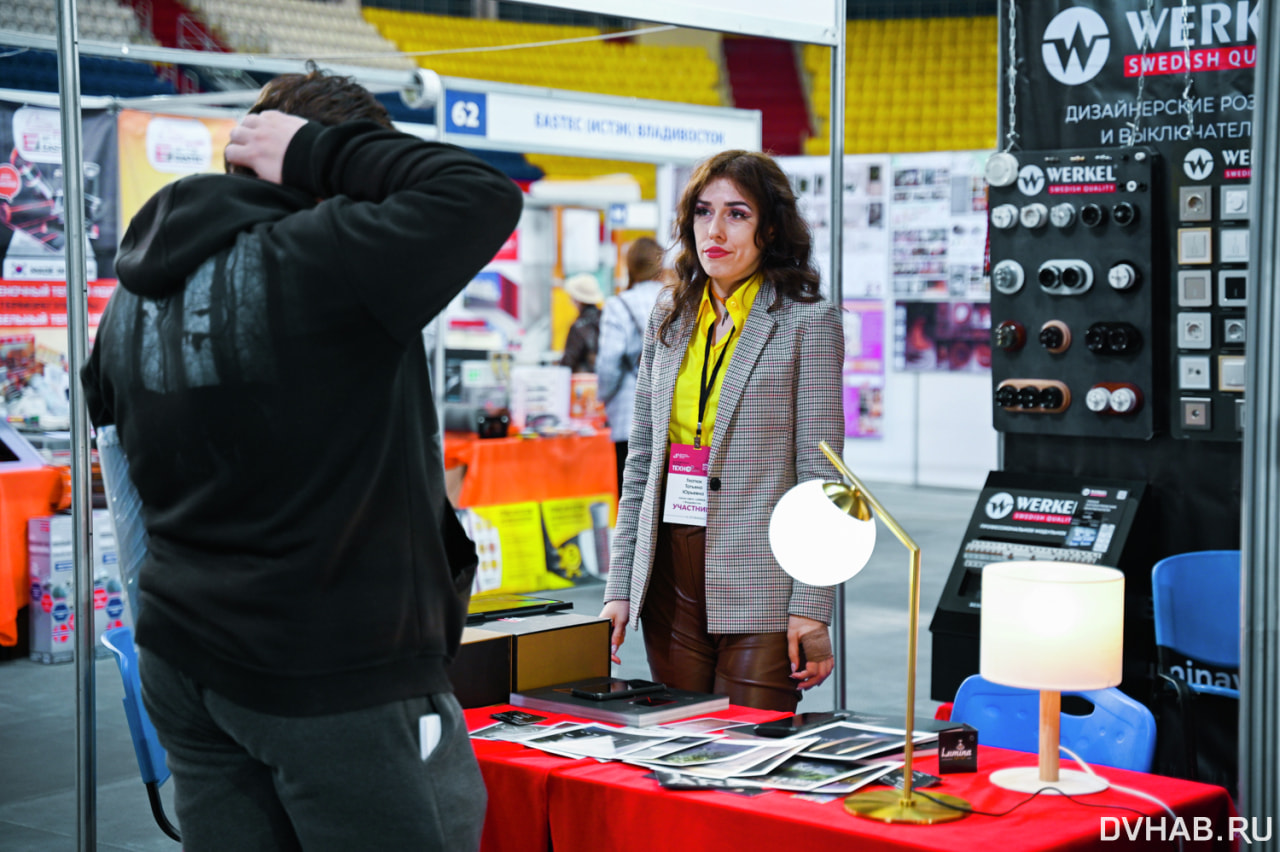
930,470,1150,702
988,146,1164,439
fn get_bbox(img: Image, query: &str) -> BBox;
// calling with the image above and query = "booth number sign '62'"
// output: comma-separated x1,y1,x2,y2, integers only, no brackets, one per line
445,91,487,137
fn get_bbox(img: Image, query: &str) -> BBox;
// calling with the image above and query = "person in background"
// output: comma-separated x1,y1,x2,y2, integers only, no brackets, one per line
559,272,604,373
81,70,522,852
599,150,845,712
597,237,665,494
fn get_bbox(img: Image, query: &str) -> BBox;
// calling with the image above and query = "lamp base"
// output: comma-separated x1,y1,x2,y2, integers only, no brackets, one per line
844,789,970,824
989,767,1109,796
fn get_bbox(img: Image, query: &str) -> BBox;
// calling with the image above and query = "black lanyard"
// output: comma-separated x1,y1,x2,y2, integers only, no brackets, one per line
695,317,734,449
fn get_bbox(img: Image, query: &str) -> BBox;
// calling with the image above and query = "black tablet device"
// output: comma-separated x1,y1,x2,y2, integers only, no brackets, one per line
567,678,666,701
752,711,849,738
465,594,573,624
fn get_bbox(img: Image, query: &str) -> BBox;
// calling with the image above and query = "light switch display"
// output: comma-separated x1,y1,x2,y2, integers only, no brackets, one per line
988,147,1158,440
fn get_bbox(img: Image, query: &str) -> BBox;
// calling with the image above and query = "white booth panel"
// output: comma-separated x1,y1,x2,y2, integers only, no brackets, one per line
915,372,998,489
843,371,918,486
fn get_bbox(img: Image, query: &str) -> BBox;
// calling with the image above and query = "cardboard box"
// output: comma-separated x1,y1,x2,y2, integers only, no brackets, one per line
28,511,128,664
448,611,610,708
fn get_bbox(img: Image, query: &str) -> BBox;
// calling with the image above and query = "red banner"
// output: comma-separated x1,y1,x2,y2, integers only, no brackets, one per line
1124,47,1257,77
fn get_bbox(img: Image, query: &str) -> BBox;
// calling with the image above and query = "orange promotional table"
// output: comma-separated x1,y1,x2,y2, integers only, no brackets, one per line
444,432,617,509
0,463,63,647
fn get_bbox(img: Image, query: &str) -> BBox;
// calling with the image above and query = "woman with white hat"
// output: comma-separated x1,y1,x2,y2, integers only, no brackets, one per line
560,273,604,373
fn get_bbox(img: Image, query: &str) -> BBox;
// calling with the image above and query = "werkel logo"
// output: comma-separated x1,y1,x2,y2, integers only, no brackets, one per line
985,492,1015,519
1184,148,1215,180
1017,164,1046,196
1043,8,1111,85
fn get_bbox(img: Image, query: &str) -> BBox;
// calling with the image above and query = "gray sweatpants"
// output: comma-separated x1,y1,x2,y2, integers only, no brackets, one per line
139,649,486,852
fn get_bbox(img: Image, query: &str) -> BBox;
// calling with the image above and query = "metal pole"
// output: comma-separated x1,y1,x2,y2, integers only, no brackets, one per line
994,0,1008,476
1240,0,1279,824
432,315,448,437
995,0,1008,149
53,0,96,849
828,0,847,711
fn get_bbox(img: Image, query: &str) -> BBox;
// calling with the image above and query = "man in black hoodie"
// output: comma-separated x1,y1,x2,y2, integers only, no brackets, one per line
82,71,522,851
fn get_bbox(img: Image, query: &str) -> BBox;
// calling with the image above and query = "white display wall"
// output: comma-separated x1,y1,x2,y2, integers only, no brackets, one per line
778,152,998,490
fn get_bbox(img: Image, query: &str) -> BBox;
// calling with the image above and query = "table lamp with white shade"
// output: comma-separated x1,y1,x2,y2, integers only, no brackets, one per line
769,441,969,824
980,560,1126,796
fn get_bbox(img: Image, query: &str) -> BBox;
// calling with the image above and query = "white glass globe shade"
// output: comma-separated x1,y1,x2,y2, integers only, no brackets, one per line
769,479,877,586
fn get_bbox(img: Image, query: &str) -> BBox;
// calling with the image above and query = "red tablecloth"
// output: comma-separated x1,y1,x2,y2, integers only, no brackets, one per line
466,705,1239,852
465,704,786,852
444,432,617,508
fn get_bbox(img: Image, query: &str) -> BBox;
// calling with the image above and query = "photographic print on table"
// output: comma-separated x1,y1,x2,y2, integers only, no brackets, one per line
744,756,871,792
658,717,744,734
808,761,902,795
797,721,935,761
638,739,765,767
622,734,721,763
469,720,580,742
649,769,769,797
523,724,682,760
680,739,819,780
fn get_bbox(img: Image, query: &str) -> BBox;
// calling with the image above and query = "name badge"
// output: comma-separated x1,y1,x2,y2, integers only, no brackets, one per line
663,443,711,526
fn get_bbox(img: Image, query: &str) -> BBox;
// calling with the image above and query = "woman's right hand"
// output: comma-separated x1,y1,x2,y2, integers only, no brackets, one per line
599,600,630,664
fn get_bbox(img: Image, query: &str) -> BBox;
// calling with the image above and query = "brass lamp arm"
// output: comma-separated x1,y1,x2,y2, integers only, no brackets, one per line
816,441,967,823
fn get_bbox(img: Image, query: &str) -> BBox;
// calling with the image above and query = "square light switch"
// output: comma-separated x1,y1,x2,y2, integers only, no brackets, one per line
1221,185,1251,219
1178,271,1213,307
1219,355,1246,392
1178,228,1213,264
1220,229,1250,263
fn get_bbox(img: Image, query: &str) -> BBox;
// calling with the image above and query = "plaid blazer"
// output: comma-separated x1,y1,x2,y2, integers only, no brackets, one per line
604,280,845,634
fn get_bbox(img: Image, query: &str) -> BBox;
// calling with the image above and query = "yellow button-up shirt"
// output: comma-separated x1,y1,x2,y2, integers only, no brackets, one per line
668,273,762,448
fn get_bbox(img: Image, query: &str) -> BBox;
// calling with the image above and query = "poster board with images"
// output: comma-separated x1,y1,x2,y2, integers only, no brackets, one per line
889,151,991,372
894,300,992,373
0,102,119,289
776,156,891,441
776,154,891,301
841,299,885,439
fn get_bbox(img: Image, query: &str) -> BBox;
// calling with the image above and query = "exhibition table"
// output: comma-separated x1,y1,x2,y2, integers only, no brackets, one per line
444,432,617,509
466,704,785,852
466,705,1239,852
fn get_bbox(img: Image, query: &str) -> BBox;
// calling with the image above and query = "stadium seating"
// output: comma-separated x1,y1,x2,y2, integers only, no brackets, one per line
803,16,997,154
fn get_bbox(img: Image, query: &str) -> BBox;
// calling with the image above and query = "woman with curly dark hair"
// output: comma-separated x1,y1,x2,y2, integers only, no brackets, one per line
599,150,846,712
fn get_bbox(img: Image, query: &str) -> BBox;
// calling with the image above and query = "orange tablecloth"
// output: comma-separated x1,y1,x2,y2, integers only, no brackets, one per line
0,464,63,647
445,432,617,509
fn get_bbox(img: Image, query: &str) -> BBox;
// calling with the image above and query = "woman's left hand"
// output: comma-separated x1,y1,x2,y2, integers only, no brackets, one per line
787,615,835,690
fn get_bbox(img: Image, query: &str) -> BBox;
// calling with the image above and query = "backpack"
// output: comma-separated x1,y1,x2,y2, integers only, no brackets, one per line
616,297,644,375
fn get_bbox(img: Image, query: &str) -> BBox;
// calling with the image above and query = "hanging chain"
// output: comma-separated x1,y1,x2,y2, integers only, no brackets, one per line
1180,0,1196,140
1126,0,1157,144
1003,0,1019,151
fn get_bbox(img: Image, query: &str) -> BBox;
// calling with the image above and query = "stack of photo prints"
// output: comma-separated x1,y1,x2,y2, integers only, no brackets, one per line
470,716,937,803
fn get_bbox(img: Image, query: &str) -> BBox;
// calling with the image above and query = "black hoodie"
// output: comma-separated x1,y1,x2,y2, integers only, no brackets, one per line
82,121,523,716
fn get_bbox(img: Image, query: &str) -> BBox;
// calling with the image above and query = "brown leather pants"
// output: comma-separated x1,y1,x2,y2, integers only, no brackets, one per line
640,523,801,713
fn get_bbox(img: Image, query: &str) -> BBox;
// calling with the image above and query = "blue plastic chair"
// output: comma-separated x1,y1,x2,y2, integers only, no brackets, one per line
1152,550,1241,699
950,674,1157,772
1150,550,1240,791
100,627,181,843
